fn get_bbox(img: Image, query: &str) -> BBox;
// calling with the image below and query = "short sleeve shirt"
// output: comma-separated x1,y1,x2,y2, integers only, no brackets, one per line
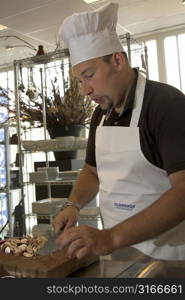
85,70,185,175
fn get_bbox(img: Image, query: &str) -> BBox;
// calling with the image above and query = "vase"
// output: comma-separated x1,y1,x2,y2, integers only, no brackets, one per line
47,125,83,160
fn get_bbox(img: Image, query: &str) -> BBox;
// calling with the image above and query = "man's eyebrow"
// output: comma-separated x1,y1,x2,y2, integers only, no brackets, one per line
73,67,92,80
81,67,92,76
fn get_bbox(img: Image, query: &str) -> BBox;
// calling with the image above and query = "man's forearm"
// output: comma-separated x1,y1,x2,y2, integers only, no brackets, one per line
110,185,185,251
68,163,99,208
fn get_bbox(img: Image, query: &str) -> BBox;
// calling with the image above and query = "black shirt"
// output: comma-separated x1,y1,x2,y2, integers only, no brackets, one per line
85,71,185,175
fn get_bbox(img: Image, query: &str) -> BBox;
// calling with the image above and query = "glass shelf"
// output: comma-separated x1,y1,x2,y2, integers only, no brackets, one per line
0,187,6,193
24,179,76,185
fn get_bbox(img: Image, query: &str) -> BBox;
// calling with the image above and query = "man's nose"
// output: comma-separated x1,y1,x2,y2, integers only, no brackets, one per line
80,83,93,96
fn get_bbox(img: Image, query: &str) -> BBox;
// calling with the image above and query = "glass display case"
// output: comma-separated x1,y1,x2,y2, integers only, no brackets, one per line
0,124,12,238
13,49,89,235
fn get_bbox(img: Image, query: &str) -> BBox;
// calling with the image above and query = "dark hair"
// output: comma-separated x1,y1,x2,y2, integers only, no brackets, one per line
101,52,128,63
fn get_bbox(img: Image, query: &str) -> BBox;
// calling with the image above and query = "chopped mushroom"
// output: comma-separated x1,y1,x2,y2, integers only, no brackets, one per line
0,235,47,256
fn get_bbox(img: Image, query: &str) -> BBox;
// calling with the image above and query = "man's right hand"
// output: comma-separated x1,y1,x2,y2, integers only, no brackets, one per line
52,206,79,233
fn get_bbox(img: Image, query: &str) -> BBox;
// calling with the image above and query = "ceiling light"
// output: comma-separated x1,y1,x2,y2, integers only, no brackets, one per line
0,24,8,31
180,0,185,4
83,0,100,4
6,45,14,51
0,35,37,51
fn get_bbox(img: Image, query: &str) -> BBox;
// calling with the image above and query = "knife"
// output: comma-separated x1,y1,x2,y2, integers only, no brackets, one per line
37,231,61,255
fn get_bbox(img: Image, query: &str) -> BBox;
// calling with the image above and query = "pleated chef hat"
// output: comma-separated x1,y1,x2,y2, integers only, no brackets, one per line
58,2,123,66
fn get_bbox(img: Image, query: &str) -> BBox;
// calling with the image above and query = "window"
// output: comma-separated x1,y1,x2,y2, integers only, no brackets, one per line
164,33,185,93
145,40,159,81
124,39,159,81
164,35,180,90
178,33,185,93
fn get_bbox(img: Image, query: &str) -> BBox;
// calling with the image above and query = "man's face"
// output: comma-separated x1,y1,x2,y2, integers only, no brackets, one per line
72,57,121,110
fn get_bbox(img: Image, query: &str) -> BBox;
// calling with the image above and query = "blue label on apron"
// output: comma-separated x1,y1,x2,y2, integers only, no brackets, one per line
114,202,136,210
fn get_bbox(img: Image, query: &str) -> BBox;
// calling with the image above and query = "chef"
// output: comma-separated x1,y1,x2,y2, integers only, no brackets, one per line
53,2,185,261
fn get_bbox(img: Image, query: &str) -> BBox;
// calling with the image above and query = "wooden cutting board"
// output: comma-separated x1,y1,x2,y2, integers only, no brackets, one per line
0,248,98,278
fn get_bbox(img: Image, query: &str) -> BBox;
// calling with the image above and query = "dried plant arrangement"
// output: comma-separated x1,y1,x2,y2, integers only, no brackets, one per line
1,68,95,129
0,87,14,124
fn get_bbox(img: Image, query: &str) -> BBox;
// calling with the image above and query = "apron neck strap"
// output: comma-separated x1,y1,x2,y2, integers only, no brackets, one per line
99,114,106,126
130,72,146,127
98,71,146,127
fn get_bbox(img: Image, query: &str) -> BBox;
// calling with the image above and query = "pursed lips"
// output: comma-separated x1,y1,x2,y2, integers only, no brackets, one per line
91,97,104,104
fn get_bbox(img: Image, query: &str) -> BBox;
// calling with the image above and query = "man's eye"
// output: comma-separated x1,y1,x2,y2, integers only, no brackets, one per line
86,74,94,79
76,78,82,85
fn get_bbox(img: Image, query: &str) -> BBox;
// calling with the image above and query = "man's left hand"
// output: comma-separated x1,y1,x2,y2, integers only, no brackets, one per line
56,225,115,259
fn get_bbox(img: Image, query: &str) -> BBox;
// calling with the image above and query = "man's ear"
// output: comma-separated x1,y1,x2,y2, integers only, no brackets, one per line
111,52,125,71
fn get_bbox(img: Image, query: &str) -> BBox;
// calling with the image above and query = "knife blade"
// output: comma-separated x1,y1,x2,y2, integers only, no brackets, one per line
37,232,61,255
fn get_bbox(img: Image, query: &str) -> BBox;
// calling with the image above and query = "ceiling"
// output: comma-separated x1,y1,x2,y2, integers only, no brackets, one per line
0,0,185,68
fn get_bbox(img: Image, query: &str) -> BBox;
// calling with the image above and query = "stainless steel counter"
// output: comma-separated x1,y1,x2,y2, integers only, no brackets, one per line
70,247,185,278
70,259,136,278
69,247,150,278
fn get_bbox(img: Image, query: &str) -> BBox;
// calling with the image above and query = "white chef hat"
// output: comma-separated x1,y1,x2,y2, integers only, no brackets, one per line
58,2,123,66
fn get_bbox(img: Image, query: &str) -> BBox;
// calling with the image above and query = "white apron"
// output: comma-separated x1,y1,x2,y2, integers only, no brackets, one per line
96,72,185,260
